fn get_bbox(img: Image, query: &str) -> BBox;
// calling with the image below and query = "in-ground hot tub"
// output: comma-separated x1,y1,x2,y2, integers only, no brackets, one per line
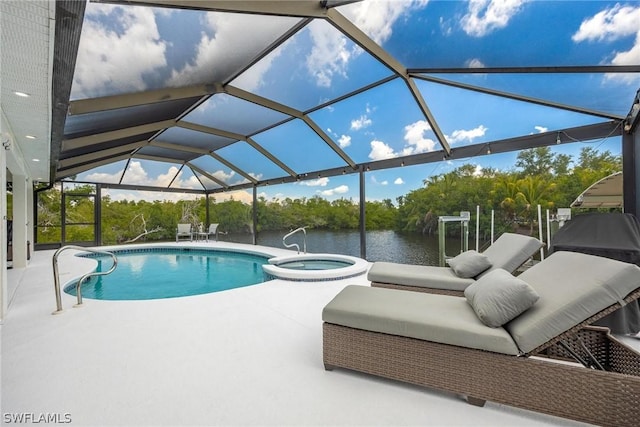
262,253,369,282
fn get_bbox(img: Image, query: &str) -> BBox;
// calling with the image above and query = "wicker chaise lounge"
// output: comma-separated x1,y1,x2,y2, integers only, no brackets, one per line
323,251,640,426
369,232,543,296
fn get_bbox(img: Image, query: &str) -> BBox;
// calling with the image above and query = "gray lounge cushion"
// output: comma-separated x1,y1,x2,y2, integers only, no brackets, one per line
448,250,492,278
323,285,521,355
367,233,542,292
464,268,539,328
367,262,474,291
506,251,640,353
479,233,543,278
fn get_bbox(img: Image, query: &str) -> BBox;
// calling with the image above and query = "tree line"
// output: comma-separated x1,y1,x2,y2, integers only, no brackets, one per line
35,146,620,245
396,146,621,238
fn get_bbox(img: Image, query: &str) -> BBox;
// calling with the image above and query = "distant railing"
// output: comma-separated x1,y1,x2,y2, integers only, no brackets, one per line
282,227,307,254
52,245,118,314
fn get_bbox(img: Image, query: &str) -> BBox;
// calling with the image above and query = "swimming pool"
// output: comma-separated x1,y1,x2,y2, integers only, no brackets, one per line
64,248,269,300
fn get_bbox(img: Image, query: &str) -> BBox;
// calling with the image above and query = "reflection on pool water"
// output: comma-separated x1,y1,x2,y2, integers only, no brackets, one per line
65,248,269,301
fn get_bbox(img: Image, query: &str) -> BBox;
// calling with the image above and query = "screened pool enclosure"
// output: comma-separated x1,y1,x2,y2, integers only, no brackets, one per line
4,0,640,257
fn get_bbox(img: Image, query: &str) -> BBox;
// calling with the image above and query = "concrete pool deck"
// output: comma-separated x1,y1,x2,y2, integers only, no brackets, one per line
2,242,638,426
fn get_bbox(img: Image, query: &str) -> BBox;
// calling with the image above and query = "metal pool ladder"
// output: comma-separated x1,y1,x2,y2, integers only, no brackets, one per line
52,245,118,315
283,227,307,254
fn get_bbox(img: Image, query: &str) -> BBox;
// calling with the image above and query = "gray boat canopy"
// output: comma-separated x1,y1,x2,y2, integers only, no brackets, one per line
571,172,623,209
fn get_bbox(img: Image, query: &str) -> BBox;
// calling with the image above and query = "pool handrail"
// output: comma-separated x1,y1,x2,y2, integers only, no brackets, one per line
283,227,307,254
52,245,118,314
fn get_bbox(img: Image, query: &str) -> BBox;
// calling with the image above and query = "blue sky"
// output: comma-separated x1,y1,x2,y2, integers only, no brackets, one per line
70,0,640,205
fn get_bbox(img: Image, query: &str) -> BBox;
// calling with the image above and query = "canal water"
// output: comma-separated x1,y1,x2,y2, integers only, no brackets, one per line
227,229,488,265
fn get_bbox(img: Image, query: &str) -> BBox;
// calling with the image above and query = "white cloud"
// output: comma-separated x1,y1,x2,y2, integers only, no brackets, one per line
572,5,640,85
461,0,527,37
572,5,640,43
123,161,152,185
72,4,167,98
440,16,454,36
394,177,405,185
210,189,254,204
306,20,351,88
341,0,429,45
338,134,352,148
447,125,488,144
369,139,397,160
305,0,428,87
466,58,486,68
611,41,640,67
298,177,330,187
230,41,286,92
351,115,373,130
155,166,182,187
402,120,437,155
171,171,202,189
473,164,483,177
370,175,388,186
92,161,204,191
104,183,253,204
534,125,548,133
84,170,123,183
103,189,200,203
171,13,293,90
319,185,349,196
210,169,236,183
368,120,438,161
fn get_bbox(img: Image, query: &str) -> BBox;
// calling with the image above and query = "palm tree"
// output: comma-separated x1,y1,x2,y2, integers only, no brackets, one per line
515,176,557,234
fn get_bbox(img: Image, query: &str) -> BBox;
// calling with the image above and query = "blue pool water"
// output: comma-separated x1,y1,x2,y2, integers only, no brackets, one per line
64,248,269,301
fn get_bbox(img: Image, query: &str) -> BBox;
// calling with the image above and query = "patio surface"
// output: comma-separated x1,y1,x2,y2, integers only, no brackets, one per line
3,242,637,426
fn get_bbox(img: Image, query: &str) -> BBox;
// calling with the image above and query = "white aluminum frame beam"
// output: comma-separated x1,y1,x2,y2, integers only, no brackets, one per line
57,153,132,179
177,121,298,177
412,74,624,120
151,140,258,184
58,140,149,169
225,85,356,168
100,0,328,17
68,83,222,115
62,119,176,150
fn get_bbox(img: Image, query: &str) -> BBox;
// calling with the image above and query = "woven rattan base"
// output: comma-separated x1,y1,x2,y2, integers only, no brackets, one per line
371,281,464,296
323,323,640,427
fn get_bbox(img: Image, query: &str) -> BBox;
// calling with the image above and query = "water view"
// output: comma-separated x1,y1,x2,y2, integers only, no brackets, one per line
229,229,483,265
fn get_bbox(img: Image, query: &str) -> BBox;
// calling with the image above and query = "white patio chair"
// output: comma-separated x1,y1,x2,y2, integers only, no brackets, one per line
176,223,193,242
206,223,219,241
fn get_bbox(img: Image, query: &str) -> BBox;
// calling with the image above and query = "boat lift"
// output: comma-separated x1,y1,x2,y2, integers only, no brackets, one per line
438,205,556,267
438,211,470,267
